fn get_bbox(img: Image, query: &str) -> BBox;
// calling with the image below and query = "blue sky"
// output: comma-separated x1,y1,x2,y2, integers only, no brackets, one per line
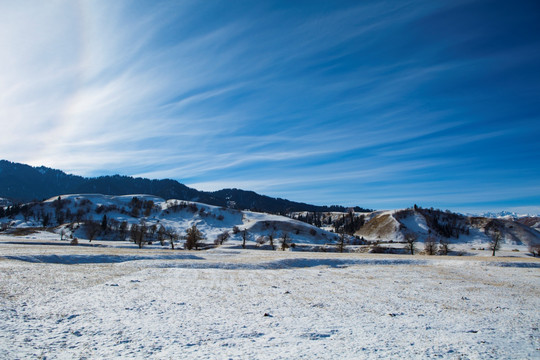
1,0,539,213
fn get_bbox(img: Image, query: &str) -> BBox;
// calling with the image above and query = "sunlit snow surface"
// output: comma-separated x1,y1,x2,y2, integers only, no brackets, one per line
1,236,539,359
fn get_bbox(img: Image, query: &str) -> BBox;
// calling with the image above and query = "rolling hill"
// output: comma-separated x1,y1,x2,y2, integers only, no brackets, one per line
0,160,369,214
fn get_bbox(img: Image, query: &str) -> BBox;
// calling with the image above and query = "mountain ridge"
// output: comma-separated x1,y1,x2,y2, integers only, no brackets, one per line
0,160,370,214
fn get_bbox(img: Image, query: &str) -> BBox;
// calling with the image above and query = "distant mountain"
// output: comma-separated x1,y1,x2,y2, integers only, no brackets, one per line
0,160,370,214
469,211,540,219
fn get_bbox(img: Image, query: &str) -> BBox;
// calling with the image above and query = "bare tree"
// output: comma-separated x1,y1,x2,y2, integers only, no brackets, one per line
404,231,418,255
280,232,290,250
119,221,128,241
148,224,157,241
157,225,166,246
138,221,148,248
489,230,502,256
185,224,204,250
268,231,275,250
129,224,138,244
439,238,450,255
424,235,437,255
85,220,101,242
337,230,346,253
241,229,251,249
130,223,147,249
161,227,178,250
214,231,230,246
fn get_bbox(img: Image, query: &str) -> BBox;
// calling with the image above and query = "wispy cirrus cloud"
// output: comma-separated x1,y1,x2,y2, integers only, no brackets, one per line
1,0,539,211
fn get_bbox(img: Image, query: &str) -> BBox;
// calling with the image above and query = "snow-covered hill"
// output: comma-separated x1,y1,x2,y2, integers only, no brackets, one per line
2,195,540,253
0,194,339,249
354,208,540,248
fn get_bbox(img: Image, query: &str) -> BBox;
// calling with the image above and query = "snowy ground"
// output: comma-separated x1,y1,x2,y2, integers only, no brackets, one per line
1,236,539,359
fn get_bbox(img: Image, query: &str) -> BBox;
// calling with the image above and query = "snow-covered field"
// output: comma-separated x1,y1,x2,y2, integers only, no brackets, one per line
1,236,539,359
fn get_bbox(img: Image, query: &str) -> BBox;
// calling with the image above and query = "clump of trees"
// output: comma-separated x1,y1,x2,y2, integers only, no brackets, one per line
332,210,366,235
413,206,469,239
128,197,156,217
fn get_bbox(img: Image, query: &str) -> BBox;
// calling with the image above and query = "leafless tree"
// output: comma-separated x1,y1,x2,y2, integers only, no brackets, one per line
337,230,346,253
214,231,230,246
268,231,275,250
148,224,157,241
439,238,450,255
241,229,250,249
163,226,178,250
157,225,166,246
119,221,128,241
130,223,147,249
280,232,290,250
185,224,204,250
489,230,502,256
85,220,101,242
404,231,418,255
424,235,437,255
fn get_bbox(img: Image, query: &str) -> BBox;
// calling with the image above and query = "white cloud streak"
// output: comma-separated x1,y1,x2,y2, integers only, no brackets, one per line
0,0,538,211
